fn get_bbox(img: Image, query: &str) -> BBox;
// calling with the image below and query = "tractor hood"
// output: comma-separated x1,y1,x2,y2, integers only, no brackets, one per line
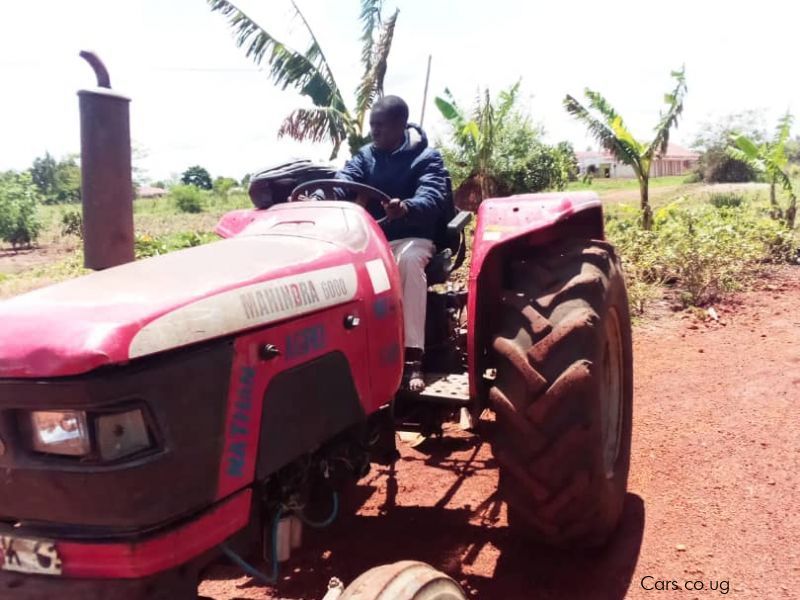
0,205,375,378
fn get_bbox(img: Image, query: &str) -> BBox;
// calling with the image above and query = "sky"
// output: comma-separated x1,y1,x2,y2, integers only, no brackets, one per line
1,0,798,182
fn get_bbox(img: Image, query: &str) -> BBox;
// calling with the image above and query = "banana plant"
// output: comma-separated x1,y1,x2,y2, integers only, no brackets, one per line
435,81,520,201
728,112,796,229
564,67,688,230
208,0,398,159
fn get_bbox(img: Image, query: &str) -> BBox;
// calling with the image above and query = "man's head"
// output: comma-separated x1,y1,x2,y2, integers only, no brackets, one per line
370,95,409,151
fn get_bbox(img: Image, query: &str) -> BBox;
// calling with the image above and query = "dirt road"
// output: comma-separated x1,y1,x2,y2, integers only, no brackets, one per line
199,266,799,599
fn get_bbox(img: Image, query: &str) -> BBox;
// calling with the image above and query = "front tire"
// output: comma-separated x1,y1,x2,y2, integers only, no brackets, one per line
488,239,633,547
339,561,466,600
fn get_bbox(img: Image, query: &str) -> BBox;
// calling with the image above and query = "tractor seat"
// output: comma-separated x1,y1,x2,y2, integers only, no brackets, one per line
426,249,454,285
425,210,472,285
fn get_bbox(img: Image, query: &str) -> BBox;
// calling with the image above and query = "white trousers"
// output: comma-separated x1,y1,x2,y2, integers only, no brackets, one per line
389,238,435,351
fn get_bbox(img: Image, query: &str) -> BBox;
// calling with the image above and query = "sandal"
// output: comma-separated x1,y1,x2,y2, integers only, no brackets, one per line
403,360,426,393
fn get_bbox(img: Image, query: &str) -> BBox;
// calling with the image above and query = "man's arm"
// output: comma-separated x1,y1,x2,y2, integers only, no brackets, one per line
307,151,369,201
401,151,448,219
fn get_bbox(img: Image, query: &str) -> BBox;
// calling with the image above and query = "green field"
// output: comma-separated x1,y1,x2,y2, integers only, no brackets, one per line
1,181,796,311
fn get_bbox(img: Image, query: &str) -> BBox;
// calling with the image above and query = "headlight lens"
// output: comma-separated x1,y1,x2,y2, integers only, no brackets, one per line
29,411,90,456
96,409,151,461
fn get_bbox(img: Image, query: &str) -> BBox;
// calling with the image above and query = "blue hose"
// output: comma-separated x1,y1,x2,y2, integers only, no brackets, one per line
220,507,282,585
297,491,339,528
220,490,339,586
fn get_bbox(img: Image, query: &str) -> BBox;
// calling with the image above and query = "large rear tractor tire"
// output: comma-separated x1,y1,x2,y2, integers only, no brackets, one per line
339,561,466,600
489,239,633,548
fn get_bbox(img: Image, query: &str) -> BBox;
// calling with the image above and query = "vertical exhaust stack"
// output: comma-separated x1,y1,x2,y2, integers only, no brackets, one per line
78,50,135,269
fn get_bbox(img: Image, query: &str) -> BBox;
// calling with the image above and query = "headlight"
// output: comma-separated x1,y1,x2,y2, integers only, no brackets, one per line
29,411,90,457
96,409,151,461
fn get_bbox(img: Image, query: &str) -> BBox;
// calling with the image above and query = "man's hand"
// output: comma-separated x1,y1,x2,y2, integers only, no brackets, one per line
382,198,409,221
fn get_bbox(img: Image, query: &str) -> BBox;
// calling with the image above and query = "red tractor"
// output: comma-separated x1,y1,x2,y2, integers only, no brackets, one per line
0,180,632,599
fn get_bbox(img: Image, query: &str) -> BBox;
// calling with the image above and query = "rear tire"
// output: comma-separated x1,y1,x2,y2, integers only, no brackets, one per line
488,239,633,547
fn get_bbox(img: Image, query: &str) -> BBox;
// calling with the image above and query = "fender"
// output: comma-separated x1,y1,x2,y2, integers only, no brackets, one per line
466,191,603,400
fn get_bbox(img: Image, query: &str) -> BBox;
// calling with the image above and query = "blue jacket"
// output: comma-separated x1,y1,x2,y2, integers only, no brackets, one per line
334,124,450,242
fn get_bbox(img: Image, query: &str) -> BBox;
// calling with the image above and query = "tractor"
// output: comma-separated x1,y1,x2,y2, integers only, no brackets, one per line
0,176,632,599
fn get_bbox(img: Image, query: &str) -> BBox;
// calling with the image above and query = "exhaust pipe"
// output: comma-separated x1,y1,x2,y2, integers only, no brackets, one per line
77,50,135,269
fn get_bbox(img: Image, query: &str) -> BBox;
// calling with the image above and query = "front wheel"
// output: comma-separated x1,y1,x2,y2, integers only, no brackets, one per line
488,239,633,547
339,561,466,600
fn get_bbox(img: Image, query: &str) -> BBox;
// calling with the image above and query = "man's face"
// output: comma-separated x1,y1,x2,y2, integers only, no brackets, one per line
370,109,406,151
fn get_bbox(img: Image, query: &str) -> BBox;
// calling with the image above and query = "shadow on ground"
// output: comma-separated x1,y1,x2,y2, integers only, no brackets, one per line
203,434,645,600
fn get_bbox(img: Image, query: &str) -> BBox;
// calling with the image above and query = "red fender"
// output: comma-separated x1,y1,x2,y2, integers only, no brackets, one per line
466,191,604,399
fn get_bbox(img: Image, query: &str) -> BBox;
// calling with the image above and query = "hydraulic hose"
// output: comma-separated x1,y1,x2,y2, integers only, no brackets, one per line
296,490,339,528
220,489,339,585
220,507,282,585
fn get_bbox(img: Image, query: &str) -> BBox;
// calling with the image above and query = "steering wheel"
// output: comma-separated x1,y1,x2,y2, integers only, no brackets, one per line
289,179,391,205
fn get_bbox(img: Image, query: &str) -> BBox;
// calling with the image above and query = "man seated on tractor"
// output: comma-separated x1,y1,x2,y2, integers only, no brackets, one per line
318,95,451,392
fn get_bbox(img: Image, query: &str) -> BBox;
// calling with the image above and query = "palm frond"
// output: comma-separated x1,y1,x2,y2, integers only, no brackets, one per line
563,95,642,172
434,91,461,122
726,144,763,171
585,89,623,126
645,66,688,158
354,9,398,124
208,0,345,110
769,110,793,167
358,0,384,69
730,133,762,160
278,107,350,159
496,80,521,123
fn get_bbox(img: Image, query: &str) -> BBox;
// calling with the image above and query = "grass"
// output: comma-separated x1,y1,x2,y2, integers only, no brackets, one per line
2,183,798,314
566,175,686,192
0,191,252,298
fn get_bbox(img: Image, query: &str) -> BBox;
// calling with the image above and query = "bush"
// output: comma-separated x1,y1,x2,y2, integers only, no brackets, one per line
61,210,83,238
606,195,798,310
682,171,702,184
135,231,217,259
708,192,744,209
171,185,205,213
0,172,42,248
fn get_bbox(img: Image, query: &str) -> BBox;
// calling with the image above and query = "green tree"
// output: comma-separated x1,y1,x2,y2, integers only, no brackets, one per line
729,112,797,228
30,152,58,199
29,153,81,204
436,82,571,208
0,171,42,248
181,166,213,190
208,0,398,159
564,67,688,230
213,176,238,199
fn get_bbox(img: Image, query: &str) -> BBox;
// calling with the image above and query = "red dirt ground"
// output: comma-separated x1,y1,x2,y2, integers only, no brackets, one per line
200,266,800,600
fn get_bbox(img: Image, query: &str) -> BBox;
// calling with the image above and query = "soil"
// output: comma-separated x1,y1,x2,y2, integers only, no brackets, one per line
199,265,800,600
0,242,77,276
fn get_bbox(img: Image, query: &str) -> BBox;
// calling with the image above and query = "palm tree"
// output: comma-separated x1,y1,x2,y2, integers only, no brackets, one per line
208,0,398,159
728,112,797,229
564,67,688,230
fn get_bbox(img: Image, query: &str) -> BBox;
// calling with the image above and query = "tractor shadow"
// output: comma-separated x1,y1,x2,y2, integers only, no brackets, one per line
317,494,645,600
203,433,645,600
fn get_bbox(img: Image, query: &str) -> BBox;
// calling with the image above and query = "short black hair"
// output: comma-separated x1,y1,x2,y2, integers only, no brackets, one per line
372,95,409,124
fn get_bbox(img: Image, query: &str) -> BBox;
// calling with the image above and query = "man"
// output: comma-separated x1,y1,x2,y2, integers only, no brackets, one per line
321,95,451,392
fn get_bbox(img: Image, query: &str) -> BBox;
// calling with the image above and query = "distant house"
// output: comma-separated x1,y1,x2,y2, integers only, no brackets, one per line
137,185,168,199
576,143,699,179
